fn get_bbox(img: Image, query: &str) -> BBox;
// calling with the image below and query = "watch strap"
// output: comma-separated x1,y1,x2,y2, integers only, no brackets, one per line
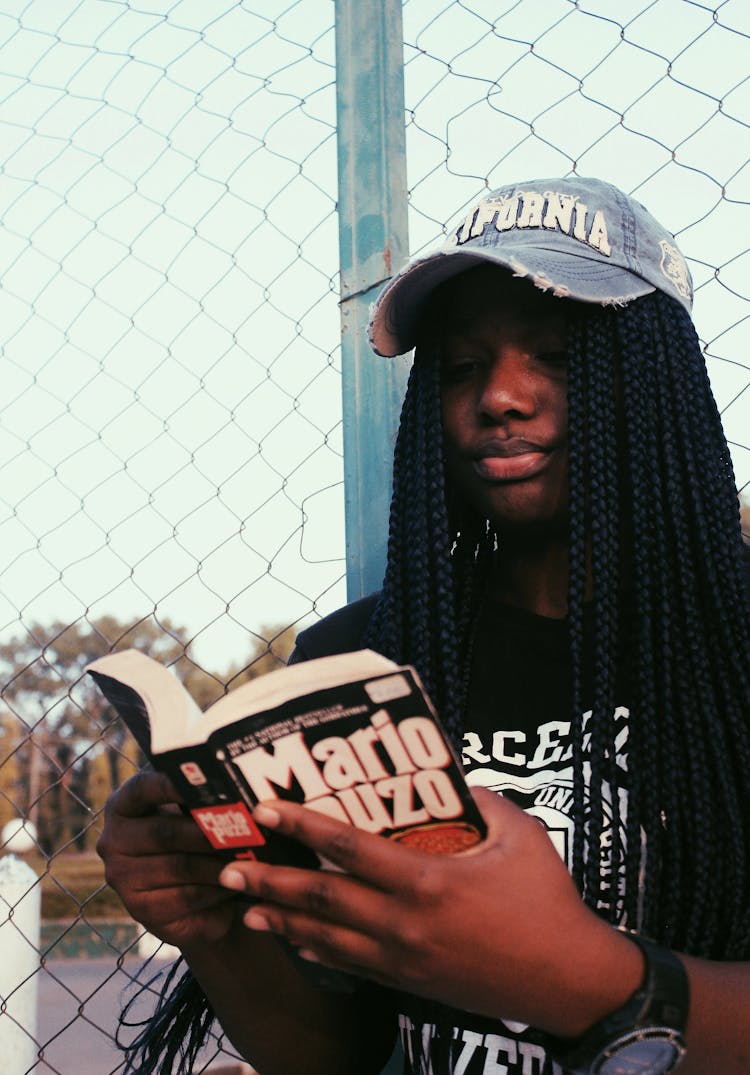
545,932,689,1074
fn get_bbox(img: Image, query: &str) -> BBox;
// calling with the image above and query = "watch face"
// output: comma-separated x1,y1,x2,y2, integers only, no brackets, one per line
597,1032,686,1075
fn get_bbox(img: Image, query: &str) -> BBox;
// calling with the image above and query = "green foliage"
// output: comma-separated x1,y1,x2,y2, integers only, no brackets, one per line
0,614,193,854
225,621,297,687
0,612,300,865
23,849,127,920
0,711,22,835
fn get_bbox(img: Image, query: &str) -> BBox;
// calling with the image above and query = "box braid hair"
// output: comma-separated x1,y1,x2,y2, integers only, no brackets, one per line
118,288,750,1075
364,285,750,962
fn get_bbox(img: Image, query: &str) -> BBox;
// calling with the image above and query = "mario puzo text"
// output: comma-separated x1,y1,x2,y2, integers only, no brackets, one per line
224,709,465,834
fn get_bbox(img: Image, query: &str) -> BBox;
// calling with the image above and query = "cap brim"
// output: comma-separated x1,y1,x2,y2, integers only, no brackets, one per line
368,244,656,357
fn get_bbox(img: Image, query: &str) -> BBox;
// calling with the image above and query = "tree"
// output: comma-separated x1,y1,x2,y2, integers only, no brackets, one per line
115,731,144,787
167,621,298,709
0,712,22,839
0,614,201,852
225,621,297,687
0,614,300,854
84,748,114,852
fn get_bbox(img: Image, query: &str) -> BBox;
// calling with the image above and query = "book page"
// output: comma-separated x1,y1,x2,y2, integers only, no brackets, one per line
88,648,397,756
199,649,397,738
87,650,203,755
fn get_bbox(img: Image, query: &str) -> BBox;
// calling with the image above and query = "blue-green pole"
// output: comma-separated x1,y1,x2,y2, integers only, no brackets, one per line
335,0,411,603
335,4,410,1071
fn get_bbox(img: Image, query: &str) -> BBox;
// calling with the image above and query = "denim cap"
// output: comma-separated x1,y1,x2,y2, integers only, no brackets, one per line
368,176,693,357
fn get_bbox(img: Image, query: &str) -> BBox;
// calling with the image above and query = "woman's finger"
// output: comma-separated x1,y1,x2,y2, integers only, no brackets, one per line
241,899,395,985
121,851,225,891
221,855,391,932
112,811,215,856
107,770,183,817
250,800,453,893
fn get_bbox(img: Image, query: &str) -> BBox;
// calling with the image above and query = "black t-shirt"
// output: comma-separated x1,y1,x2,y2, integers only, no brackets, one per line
399,602,633,1075
291,550,750,1074
295,594,633,1075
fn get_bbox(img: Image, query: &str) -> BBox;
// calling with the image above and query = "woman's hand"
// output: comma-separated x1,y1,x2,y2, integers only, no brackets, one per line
97,770,237,947
219,788,642,1036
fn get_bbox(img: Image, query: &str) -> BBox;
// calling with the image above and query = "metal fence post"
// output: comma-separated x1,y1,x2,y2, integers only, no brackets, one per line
335,4,410,1071
0,854,40,1073
335,0,412,603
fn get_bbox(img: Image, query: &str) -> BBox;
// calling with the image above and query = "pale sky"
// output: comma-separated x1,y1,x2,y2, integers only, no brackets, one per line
0,0,747,671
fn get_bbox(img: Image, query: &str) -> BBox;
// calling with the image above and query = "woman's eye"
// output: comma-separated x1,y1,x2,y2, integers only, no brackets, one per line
440,357,483,383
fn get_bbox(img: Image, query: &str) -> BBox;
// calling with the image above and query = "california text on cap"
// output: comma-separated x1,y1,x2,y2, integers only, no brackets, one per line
368,176,693,357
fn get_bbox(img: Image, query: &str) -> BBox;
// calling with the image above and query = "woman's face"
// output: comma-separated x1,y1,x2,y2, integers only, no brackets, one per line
435,266,571,537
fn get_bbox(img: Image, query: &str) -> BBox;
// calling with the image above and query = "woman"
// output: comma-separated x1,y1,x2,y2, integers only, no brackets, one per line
98,176,750,1074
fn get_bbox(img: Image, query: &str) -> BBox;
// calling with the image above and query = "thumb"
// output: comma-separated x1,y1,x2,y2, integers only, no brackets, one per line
469,786,536,839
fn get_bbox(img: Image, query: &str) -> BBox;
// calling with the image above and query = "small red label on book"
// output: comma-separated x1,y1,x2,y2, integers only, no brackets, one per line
191,803,266,849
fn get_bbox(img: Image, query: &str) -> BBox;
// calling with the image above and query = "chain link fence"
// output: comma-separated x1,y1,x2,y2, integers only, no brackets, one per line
0,1,747,1071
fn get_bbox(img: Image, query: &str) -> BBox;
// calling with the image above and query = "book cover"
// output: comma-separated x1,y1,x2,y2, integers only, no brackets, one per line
87,649,486,868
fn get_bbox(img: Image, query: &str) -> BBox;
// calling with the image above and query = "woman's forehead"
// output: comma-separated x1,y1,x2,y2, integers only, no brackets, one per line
425,265,570,338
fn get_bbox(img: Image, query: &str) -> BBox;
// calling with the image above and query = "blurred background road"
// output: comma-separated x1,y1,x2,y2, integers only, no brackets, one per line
37,957,136,1075
36,956,249,1075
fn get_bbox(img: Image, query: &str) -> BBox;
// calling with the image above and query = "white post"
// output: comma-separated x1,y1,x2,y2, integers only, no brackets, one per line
0,824,40,1074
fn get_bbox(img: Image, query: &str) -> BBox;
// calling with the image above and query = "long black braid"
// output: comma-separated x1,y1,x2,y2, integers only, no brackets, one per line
367,288,750,961
362,353,488,736
613,294,750,956
120,289,750,1073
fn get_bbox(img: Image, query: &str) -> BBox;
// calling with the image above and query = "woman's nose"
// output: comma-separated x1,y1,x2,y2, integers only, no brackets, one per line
477,350,537,420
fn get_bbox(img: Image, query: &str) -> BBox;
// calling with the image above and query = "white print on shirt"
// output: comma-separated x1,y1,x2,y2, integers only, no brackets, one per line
462,707,630,914
461,709,629,772
398,1012,563,1075
398,708,634,1074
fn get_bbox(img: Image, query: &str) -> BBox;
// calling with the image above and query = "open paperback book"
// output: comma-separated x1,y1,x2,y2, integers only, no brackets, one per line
87,648,486,868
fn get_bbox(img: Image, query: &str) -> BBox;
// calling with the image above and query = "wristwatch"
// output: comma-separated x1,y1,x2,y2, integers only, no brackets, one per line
546,932,689,1074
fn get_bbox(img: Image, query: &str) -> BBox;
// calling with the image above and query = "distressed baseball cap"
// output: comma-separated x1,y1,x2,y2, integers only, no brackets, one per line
368,175,693,357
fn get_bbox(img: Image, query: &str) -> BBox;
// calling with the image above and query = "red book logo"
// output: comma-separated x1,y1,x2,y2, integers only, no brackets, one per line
191,803,266,849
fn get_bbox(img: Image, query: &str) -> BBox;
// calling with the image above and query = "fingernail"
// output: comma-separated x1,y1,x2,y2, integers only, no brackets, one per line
297,948,320,963
253,803,281,828
244,909,271,931
219,867,246,892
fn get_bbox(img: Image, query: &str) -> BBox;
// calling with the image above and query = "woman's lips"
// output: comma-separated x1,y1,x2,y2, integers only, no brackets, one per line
472,441,550,482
